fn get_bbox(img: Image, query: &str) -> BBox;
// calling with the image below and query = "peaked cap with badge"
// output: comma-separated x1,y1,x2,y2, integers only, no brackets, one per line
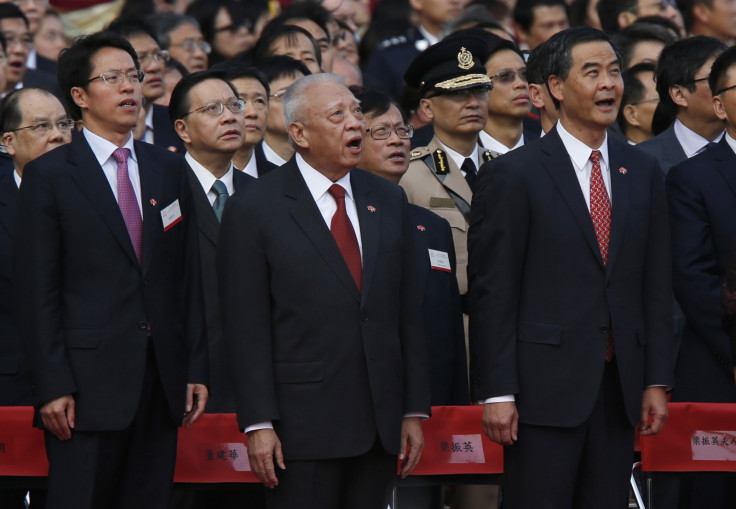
404,37,493,98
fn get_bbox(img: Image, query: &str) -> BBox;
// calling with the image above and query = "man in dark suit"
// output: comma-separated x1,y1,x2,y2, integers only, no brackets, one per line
638,36,726,174
170,70,253,413
666,46,736,508
217,73,431,509
13,32,208,509
0,87,71,509
469,27,673,509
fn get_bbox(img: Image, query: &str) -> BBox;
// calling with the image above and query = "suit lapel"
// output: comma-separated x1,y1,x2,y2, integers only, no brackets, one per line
713,139,736,200
0,175,18,237
541,130,604,268
136,141,164,276
351,170,379,304
67,135,140,269
606,139,630,277
283,160,361,302
186,165,219,247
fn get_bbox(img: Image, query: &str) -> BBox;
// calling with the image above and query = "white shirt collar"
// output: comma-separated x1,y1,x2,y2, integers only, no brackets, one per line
83,128,137,167
261,140,287,166
417,24,439,46
478,130,524,154
13,169,21,188
295,152,353,203
26,49,36,70
725,133,736,155
240,151,259,178
185,151,235,197
556,121,609,172
436,138,480,172
673,118,724,159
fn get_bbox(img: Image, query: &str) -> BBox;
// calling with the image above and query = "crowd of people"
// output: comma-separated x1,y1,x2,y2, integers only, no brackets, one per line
1,0,736,508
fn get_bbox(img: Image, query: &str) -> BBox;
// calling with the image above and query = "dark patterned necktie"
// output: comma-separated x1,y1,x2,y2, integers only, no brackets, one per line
113,147,142,263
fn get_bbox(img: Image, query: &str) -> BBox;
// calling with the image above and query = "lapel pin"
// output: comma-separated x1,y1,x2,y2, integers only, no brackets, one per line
167,146,178,152
417,225,426,231
367,205,376,213
150,199,158,206
619,167,627,174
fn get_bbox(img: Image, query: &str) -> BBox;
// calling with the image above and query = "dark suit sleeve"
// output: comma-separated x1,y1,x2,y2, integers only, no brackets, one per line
722,244,736,365
217,192,279,429
14,163,76,406
468,158,529,401
398,191,432,415
643,165,676,387
667,162,733,368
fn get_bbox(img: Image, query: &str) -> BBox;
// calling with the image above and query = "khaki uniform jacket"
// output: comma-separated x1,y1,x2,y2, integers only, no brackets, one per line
399,136,497,295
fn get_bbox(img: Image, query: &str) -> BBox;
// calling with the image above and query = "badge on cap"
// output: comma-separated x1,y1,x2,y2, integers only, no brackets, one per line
457,47,474,70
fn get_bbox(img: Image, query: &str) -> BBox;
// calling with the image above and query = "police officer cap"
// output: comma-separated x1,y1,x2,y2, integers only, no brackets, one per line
404,37,493,97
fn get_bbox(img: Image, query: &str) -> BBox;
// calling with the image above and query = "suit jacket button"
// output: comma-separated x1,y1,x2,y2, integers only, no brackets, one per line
138,321,148,330
361,311,368,322
599,325,609,334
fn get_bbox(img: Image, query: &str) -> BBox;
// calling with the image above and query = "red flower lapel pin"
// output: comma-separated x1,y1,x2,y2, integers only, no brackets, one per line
367,205,376,212
417,225,426,231
619,167,627,174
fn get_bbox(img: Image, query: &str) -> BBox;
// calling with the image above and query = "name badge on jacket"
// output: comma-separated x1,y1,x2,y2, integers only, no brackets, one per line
428,249,451,272
161,199,182,231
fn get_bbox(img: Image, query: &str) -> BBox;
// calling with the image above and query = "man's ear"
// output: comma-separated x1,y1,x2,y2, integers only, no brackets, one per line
2,132,16,157
528,84,545,109
622,103,641,128
670,84,688,109
617,11,637,30
548,74,564,104
70,86,88,111
288,121,308,149
174,118,191,145
419,98,434,120
713,95,728,121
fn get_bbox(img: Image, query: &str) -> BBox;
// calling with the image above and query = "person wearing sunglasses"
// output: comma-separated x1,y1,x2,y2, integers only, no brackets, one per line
14,31,209,509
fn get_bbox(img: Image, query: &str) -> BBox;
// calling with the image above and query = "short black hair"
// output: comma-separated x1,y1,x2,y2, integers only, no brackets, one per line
611,21,677,69
255,55,311,84
354,90,407,122
0,32,6,53
513,0,568,31
617,61,656,131
655,35,725,116
209,61,270,96
709,45,736,96
168,70,239,122
107,18,160,45
0,88,60,133
253,22,322,70
274,1,333,44
596,0,637,34
544,27,622,108
526,35,555,85
0,3,28,27
151,13,200,50
57,31,140,121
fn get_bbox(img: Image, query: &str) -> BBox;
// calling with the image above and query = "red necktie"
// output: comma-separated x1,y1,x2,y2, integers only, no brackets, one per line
589,150,610,266
113,147,142,264
589,149,614,361
328,184,361,292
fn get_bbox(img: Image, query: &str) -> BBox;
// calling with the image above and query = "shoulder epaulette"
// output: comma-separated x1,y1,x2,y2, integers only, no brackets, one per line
409,146,430,161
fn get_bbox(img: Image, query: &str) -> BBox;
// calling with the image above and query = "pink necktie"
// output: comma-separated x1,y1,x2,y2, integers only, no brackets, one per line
113,147,142,264
589,149,614,361
328,184,361,292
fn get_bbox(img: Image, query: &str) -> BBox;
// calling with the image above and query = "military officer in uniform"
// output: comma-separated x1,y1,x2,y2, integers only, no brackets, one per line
399,36,494,303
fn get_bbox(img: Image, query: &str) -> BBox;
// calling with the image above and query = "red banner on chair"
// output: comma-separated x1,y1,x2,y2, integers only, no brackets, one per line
641,402,736,472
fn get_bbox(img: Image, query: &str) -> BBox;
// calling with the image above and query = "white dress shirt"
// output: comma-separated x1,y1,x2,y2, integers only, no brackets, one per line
83,128,142,213
674,118,724,158
185,151,235,204
143,106,155,145
478,130,525,155
240,151,259,178
13,169,21,189
725,133,736,155
261,140,287,166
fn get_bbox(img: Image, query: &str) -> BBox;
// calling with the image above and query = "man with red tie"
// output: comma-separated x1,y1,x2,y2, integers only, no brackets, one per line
468,27,674,509
13,31,208,509
217,73,431,509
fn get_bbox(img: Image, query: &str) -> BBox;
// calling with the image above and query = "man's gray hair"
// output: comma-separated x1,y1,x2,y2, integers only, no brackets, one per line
282,73,347,130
